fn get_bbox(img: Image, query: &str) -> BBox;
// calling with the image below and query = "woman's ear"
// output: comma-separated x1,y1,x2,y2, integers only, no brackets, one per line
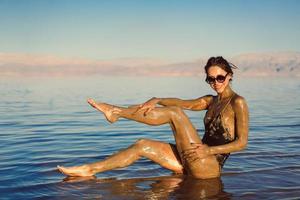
228,73,233,81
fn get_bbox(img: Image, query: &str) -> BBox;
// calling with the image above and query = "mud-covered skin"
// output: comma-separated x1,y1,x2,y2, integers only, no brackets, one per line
57,66,249,179
202,93,238,167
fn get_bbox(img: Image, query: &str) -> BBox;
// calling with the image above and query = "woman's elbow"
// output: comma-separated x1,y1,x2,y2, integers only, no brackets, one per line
238,141,248,150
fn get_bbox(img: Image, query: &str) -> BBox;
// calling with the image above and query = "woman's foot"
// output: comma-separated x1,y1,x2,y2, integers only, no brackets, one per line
87,98,120,123
57,165,95,177
62,176,96,183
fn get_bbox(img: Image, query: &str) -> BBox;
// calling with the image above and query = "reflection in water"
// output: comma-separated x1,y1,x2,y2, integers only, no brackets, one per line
60,175,231,199
2,77,299,199
171,177,231,199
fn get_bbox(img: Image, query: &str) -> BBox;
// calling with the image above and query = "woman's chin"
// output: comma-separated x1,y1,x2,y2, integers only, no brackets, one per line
215,88,224,94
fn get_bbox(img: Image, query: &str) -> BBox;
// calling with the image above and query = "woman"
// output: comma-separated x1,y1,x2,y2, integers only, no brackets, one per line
57,56,249,179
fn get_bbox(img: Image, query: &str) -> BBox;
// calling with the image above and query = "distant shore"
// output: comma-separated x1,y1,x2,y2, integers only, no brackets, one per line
1,52,300,77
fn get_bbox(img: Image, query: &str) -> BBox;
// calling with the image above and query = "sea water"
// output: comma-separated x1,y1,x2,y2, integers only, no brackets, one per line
0,76,299,199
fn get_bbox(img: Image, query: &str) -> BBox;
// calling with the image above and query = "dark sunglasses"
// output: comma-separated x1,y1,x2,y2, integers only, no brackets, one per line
206,73,228,84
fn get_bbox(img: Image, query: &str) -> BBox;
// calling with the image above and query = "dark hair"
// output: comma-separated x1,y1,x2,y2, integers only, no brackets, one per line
204,56,237,77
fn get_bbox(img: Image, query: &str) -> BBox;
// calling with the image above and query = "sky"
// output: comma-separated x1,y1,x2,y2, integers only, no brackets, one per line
0,0,299,62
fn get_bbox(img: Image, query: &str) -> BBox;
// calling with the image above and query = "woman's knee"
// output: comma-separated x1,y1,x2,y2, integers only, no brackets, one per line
167,106,185,120
168,106,183,113
134,138,152,152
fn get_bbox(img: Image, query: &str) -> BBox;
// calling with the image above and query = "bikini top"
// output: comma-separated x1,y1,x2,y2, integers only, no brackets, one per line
202,93,236,167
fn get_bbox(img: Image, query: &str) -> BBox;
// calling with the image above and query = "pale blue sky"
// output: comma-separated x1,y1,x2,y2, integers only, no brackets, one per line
0,0,299,61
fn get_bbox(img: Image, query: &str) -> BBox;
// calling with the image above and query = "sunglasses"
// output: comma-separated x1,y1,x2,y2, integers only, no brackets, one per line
206,73,228,84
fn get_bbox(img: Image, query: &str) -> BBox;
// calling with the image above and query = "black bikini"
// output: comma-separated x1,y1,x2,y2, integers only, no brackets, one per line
202,94,236,167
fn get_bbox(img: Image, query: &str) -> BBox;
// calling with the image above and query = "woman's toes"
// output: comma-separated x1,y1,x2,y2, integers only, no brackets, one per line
57,166,69,175
87,99,96,106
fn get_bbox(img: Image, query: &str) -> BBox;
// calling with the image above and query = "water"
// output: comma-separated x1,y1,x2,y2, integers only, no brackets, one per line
0,76,299,199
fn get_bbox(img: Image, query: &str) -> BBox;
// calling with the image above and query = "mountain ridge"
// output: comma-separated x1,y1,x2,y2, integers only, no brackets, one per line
1,52,299,77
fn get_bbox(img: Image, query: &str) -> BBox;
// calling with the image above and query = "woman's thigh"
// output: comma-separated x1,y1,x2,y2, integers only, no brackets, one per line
186,155,221,179
136,139,184,173
138,139,220,179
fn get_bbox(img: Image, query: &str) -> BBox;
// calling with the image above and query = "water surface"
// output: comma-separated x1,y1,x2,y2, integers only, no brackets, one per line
0,76,299,199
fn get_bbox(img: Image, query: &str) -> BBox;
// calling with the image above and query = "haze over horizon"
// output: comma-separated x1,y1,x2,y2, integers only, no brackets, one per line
1,51,300,77
1,0,300,63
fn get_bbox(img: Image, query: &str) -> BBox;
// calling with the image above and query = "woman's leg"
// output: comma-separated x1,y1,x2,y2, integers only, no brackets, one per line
58,139,183,177
87,100,220,179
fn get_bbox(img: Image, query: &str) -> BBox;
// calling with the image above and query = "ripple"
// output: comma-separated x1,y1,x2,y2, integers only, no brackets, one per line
223,165,300,175
1,77,299,199
264,123,300,128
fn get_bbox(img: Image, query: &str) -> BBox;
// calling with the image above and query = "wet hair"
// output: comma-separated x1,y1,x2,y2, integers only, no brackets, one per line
204,56,237,79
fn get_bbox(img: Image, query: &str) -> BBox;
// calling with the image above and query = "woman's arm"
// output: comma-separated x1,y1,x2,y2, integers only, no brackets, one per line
183,96,249,160
156,95,213,111
135,95,213,111
133,95,213,116
208,96,249,155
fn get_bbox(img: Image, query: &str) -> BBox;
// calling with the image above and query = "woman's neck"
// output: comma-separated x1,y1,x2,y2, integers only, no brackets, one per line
218,86,234,100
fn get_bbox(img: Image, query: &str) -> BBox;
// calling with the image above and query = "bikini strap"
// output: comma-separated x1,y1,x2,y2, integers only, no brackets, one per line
220,93,236,114
210,93,236,124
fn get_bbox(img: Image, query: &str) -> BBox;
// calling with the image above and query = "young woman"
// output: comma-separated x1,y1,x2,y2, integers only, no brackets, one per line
58,56,249,179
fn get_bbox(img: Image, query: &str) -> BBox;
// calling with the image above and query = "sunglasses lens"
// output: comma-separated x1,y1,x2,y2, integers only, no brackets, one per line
206,74,228,84
206,77,215,83
216,75,226,83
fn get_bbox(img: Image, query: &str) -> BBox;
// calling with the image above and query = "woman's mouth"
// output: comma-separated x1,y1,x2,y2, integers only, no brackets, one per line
214,85,221,90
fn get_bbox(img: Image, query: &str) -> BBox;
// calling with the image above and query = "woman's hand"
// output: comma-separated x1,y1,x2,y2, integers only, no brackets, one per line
182,143,211,163
134,97,160,116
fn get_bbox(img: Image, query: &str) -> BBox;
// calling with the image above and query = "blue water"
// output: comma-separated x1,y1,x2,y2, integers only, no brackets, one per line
0,76,299,199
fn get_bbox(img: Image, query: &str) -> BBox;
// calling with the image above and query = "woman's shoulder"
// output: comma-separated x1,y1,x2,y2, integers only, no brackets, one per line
196,94,215,101
200,94,215,104
194,95,215,109
232,93,246,103
231,94,248,111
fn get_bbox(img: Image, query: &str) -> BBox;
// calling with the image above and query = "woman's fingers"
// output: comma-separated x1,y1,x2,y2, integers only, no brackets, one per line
144,107,154,116
135,105,146,114
182,145,210,161
132,98,158,115
189,157,200,164
190,143,205,148
133,104,144,114
182,150,197,159
183,151,201,163
133,103,155,116
183,151,209,161
182,146,198,154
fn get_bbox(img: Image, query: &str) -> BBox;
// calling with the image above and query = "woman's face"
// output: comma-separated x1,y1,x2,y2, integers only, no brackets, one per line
206,66,231,94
